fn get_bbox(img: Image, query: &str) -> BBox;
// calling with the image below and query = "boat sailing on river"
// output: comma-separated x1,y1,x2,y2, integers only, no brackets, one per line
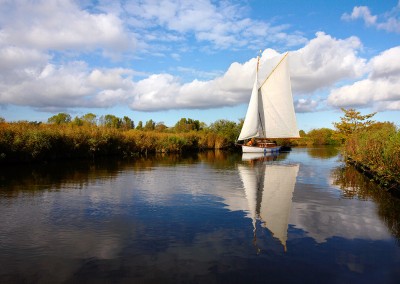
237,52,299,153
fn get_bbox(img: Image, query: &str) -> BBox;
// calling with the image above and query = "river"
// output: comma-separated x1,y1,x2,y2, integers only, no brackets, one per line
0,147,399,283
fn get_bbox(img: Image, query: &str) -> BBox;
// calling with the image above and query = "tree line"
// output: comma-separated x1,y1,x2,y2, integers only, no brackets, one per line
0,113,244,163
1,108,400,192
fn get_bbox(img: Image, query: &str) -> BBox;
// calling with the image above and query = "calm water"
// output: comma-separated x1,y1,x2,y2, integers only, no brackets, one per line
0,147,399,283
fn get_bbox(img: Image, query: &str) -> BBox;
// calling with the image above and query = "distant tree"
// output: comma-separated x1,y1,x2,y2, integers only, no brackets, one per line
72,116,84,126
0,116,5,123
103,114,122,128
144,119,155,131
155,122,167,132
209,119,240,142
333,108,376,143
81,113,97,125
136,121,143,130
174,118,201,132
122,116,134,130
299,130,306,137
48,113,72,124
199,121,207,130
307,128,338,145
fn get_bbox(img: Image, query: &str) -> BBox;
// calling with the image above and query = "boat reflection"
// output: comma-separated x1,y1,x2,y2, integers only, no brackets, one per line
238,153,299,251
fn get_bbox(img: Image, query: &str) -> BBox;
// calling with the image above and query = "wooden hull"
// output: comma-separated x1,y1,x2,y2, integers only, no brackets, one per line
242,145,281,153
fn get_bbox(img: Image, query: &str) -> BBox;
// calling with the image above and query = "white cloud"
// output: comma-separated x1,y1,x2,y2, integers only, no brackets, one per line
369,46,400,79
123,0,307,50
0,1,397,115
0,31,373,114
290,32,367,94
126,33,368,113
0,0,136,53
328,46,400,110
0,61,94,107
342,2,400,33
0,46,49,71
342,6,377,26
88,68,134,90
295,98,319,113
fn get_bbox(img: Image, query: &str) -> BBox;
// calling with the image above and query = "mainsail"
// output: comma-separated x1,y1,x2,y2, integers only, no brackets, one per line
238,52,299,141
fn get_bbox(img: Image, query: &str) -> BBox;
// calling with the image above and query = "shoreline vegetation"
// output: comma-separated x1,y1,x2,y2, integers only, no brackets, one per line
333,108,400,192
0,109,399,192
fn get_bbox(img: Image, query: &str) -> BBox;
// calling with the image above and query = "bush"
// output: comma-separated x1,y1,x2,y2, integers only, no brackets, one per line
344,122,400,186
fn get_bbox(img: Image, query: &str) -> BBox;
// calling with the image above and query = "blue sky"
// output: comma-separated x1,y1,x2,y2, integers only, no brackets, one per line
0,0,399,131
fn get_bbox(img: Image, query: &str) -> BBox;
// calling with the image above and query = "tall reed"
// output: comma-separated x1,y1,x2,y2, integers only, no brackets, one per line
0,122,229,163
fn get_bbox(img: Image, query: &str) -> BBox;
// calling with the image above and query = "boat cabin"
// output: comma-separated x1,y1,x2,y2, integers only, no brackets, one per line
247,138,277,148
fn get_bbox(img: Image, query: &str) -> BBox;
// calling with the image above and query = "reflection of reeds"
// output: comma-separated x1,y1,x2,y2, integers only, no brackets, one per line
0,122,232,163
331,164,400,242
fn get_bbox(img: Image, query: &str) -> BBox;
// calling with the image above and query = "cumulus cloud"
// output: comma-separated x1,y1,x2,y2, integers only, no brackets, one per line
0,31,373,113
0,61,93,107
342,2,400,33
122,0,307,49
0,0,398,115
289,32,366,94
342,6,377,26
328,46,400,110
0,0,135,52
295,98,319,113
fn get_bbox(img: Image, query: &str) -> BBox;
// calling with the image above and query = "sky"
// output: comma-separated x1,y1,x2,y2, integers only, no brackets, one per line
0,0,399,131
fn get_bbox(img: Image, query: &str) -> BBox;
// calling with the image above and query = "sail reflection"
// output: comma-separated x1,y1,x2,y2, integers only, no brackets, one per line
238,154,299,250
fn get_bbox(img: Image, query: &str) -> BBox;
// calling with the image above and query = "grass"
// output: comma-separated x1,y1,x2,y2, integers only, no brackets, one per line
343,122,400,189
0,122,234,163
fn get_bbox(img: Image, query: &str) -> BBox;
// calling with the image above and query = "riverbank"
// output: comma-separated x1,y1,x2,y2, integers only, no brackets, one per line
0,122,237,164
343,122,400,193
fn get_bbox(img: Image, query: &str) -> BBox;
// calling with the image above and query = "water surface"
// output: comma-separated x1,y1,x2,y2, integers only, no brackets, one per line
0,148,399,283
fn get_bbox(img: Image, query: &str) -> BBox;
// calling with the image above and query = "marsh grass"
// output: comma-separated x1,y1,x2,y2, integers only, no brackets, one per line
344,123,400,188
0,122,232,163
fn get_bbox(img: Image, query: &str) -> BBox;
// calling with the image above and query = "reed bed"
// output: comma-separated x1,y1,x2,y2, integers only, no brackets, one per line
0,122,232,163
344,123,400,188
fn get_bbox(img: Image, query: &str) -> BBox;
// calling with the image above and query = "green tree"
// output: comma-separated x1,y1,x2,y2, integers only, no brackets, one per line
81,113,97,125
103,114,122,128
136,121,143,130
122,116,134,130
209,119,240,143
333,108,376,143
155,122,167,132
307,128,337,145
174,118,201,132
48,113,72,124
0,117,5,123
144,119,155,131
72,116,84,126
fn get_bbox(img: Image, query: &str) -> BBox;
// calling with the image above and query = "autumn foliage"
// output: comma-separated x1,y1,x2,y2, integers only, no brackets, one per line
334,108,400,188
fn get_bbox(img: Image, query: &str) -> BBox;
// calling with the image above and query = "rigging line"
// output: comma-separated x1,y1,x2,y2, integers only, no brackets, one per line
259,52,289,89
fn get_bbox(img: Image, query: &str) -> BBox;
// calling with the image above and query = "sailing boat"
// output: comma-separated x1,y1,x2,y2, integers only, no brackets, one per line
238,158,299,251
237,52,299,153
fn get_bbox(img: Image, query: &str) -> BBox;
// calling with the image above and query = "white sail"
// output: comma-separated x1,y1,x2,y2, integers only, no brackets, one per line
237,70,261,140
260,54,299,138
238,52,299,141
